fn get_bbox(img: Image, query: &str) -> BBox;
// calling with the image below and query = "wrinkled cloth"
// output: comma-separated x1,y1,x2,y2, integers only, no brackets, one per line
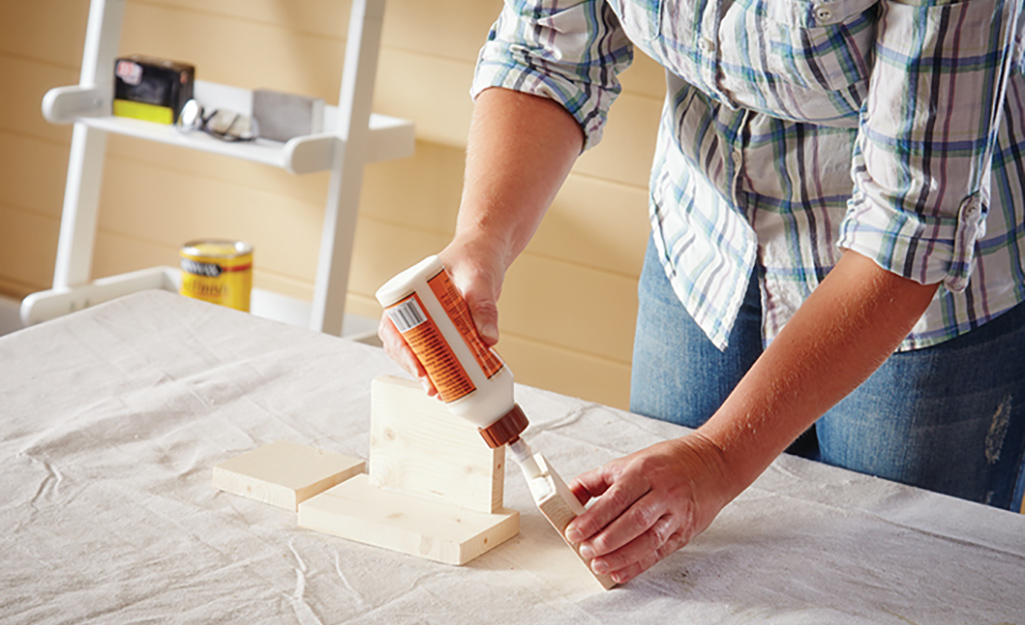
2,291,1023,624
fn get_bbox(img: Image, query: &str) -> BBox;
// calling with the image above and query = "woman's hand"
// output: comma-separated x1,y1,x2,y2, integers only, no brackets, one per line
564,433,736,584
378,235,509,396
379,87,583,394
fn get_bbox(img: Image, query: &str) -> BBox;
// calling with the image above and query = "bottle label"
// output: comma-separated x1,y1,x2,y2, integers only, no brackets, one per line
426,269,504,379
385,293,476,402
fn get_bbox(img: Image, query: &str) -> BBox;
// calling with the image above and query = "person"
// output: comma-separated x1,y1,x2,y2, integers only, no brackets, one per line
381,0,1025,584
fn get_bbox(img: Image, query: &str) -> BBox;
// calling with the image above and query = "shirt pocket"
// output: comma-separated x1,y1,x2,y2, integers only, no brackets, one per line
757,0,879,92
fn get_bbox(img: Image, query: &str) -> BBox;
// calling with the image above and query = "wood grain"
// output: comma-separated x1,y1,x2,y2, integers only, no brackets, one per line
532,454,616,590
298,474,519,566
212,440,364,511
369,375,505,514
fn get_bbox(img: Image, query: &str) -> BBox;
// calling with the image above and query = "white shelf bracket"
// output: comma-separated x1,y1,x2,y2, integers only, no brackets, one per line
309,0,387,335
51,0,124,289
24,0,412,336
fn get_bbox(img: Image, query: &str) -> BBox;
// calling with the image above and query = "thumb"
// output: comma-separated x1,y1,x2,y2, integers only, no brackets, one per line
465,294,500,346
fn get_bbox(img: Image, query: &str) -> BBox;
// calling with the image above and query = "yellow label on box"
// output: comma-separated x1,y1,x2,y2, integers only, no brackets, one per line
113,99,174,125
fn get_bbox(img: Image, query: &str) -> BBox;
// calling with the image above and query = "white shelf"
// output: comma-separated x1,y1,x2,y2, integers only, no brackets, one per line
42,80,414,174
27,0,411,337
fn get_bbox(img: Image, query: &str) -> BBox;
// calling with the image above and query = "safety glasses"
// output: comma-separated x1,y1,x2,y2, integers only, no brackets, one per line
176,99,259,142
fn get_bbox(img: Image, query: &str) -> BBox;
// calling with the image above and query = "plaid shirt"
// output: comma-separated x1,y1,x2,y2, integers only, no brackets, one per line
472,0,1025,351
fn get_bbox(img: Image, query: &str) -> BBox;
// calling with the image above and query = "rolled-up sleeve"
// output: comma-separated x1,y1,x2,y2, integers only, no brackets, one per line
471,0,635,151
838,0,1021,292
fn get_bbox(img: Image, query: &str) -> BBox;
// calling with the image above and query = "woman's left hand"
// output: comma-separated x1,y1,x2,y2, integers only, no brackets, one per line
564,433,736,584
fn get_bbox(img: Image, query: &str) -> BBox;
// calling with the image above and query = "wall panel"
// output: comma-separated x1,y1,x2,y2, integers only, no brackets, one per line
0,133,69,219
499,334,633,410
0,204,59,292
0,0,672,410
0,57,78,144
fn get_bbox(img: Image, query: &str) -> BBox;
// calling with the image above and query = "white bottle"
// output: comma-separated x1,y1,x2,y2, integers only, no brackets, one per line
376,256,541,477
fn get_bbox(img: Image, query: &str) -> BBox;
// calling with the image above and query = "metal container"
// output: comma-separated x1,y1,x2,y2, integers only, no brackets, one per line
179,240,253,311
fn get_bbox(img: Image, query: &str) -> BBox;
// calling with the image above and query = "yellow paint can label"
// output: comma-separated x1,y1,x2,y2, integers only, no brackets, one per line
179,240,253,311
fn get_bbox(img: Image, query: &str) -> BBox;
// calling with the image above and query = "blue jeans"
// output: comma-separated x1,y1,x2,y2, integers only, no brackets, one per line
630,238,1025,511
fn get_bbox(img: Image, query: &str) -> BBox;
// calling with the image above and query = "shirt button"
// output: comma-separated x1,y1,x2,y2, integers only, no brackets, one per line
698,38,716,54
733,147,743,163
816,8,833,22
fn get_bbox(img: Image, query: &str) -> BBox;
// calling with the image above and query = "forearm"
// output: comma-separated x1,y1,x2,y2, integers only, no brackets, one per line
449,87,583,268
698,250,940,498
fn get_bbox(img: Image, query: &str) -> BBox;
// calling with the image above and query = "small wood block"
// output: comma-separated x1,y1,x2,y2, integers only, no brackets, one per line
213,441,364,511
532,454,616,590
369,375,504,514
298,474,520,565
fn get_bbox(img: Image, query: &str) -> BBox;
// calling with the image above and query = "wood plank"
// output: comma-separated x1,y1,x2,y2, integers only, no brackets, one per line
574,91,662,189
501,253,640,364
375,47,476,147
530,453,616,590
348,219,642,364
120,2,345,102
533,174,651,278
96,154,325,281
298,474,519,565
298,374,517,565
91,230,177,280
106,135,332,207
360,141,463,233
0,56,78,144
212,440,364,511
369,375,505,515
0,204,59,292
0,132,70,218
133,0,502,64
0,0,89,68
362,154,651,277
497,334,632,411
619,49,670,100
0,0,652,412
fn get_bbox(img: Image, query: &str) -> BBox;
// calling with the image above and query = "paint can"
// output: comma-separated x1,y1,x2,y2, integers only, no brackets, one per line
179,240,253,311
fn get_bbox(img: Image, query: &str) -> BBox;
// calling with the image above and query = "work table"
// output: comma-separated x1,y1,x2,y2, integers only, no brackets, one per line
2,291,1022,624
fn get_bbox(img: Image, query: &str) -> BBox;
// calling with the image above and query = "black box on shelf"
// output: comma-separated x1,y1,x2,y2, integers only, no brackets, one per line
113,55,195,124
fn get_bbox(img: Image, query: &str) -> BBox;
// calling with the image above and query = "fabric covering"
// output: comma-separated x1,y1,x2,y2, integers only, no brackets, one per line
2,290,1023,624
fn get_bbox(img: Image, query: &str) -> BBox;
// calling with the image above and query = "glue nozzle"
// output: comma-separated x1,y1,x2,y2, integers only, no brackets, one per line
507,437,543,480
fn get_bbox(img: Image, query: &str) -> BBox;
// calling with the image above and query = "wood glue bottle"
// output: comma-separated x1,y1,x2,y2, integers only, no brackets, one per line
376,256,543,480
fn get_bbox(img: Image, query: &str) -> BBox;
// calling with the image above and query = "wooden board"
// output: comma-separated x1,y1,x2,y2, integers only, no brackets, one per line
369,375,504,514
532,454,616,590
212,440,364,511
298,474,519,565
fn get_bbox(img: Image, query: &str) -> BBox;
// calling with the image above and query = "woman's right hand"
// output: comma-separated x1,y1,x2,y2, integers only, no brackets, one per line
378,233,510,397
379,88,584,395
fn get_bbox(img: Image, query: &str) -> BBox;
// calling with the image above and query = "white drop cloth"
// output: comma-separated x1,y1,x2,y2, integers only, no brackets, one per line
2,291,1023,624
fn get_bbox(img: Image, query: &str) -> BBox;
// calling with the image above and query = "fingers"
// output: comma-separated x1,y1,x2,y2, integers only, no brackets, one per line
579,494,690,584
576,488,664,560
565,468,649,544
438,244,503,346
447,267,500,346
561,437,732,584
377,315,437,396
466,296,500,345
567,467,612,507
592,527,689,584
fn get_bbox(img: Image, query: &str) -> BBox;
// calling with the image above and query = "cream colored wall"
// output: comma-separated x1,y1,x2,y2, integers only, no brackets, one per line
0,0,664,409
